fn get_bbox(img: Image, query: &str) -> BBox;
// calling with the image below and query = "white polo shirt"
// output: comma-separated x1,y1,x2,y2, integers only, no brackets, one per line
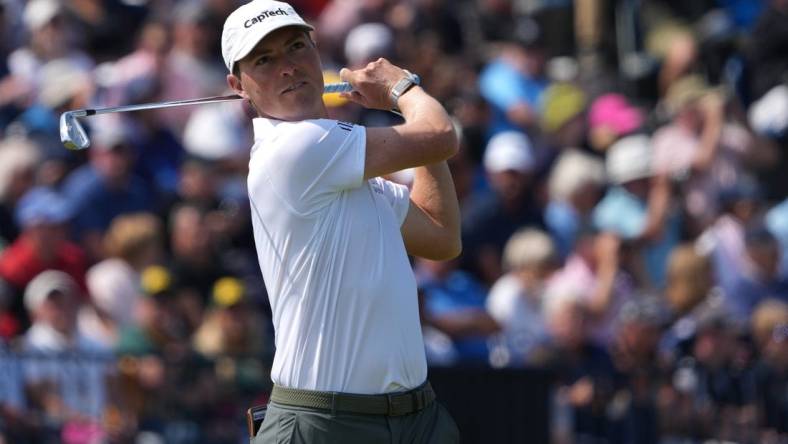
248,117,427,394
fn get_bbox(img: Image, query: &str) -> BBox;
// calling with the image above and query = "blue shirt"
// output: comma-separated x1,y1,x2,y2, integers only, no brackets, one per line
478,59,549,136
545,200,581,259
592,186,681,287
62,165,153,236
421,270,490,364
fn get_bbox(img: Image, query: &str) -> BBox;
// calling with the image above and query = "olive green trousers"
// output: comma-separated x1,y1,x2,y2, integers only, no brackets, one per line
252,399,460,443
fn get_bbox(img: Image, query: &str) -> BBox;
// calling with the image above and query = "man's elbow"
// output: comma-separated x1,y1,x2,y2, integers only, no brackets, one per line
434,235,462,261
432,120,459,160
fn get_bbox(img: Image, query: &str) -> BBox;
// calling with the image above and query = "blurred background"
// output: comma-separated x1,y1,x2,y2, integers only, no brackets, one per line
0,0,787,442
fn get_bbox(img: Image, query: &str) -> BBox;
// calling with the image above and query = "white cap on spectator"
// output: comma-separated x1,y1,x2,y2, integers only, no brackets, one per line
548,149,605,201
748,84,788,137
221,0,313,73
87,259,139,326
38,59,91,109
183,102,247,160
605,134,652,184
23,0,60,31
344,23,394,66
503,228,556,271
90,114,128,149
484,131,535,174
24,270,78,313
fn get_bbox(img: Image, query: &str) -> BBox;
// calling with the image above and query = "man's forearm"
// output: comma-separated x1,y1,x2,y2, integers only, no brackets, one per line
410,161,461,246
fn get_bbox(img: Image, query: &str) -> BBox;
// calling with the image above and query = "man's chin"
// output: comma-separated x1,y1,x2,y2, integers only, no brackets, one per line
273,100,325,121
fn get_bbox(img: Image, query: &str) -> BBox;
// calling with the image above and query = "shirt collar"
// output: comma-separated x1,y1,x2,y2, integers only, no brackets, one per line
252,117,281,140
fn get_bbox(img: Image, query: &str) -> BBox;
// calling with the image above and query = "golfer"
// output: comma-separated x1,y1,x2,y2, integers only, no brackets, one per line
222,1,461,442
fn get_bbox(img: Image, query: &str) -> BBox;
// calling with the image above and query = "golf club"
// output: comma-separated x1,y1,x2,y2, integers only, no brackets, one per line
60,82,353,150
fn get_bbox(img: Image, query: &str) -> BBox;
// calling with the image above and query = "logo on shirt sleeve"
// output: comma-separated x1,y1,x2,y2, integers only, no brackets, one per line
337,121,354,132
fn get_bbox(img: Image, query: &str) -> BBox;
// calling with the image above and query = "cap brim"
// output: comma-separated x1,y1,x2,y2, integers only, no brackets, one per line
229,22,314,72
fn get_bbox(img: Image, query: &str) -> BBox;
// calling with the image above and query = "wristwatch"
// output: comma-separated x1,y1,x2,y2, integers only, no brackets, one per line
389,70,421,112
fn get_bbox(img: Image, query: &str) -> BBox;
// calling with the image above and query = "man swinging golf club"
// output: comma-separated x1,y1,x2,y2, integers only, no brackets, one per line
222,1,461,442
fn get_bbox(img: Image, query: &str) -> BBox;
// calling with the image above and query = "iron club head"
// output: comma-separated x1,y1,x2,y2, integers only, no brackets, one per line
60,110,90,150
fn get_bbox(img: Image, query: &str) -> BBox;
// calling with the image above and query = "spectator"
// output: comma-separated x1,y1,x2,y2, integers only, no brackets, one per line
545,149,606,258
478,17,549,135
192,276,270,407
726,226,788,321
652,75,755,232
12,57,93,161
587,93,645,153
114,265,213,443
157,0,226,133
193,276,268,359
0,187,86,334
182,101,249,165
168,203,233,311
540,82,588,151
61,115,153,261
18,270,110,434
593,134,680,287
462,130,543,285
417,256,498,365
546,230,634,347
2,0,93,110
609,296,668,444
0,136,39,246
659,299,759,443
5,59,93,220
540,285,619,444
116,265,190,357
696,177,764,298
0,337,29,443
751,299,788,441
78,213,164,348
486,228,557,367
660,244,722,359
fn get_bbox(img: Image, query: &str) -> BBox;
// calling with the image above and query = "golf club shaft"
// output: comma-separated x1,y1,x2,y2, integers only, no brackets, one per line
69,82,353,118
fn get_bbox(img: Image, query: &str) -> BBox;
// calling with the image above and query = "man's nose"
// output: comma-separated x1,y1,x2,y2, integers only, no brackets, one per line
278,56,297,77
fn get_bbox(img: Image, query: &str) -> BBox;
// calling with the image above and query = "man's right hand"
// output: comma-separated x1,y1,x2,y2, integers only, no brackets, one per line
339,58,415,111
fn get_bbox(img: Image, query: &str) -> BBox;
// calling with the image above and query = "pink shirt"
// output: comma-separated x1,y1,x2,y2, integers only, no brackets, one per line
545,254,633,346
652,122,752,224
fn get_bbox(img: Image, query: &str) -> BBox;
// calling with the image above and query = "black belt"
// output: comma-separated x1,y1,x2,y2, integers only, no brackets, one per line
270,381,435,416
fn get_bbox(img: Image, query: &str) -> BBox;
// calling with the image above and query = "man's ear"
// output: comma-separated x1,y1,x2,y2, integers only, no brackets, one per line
227,73,248,99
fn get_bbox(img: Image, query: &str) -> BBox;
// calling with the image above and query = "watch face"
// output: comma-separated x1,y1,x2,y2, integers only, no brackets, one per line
390,71,420,109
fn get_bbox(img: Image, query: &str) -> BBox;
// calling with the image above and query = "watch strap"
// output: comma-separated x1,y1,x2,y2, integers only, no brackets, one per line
389,70,421,112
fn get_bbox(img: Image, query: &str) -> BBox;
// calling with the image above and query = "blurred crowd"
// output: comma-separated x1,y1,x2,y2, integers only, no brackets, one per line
0,0,787,442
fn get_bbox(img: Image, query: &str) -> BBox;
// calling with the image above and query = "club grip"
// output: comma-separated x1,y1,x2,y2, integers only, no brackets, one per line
324,82,352,94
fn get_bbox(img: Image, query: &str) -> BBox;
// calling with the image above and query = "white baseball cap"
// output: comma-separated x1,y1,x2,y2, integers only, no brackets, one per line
24,270,78,313
605,134,652,185
483,130,535,174
221,0,314,73
23,0,61,31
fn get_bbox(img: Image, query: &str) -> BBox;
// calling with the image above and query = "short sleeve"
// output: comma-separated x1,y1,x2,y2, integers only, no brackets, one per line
255,119,366,213
369,178,411,226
